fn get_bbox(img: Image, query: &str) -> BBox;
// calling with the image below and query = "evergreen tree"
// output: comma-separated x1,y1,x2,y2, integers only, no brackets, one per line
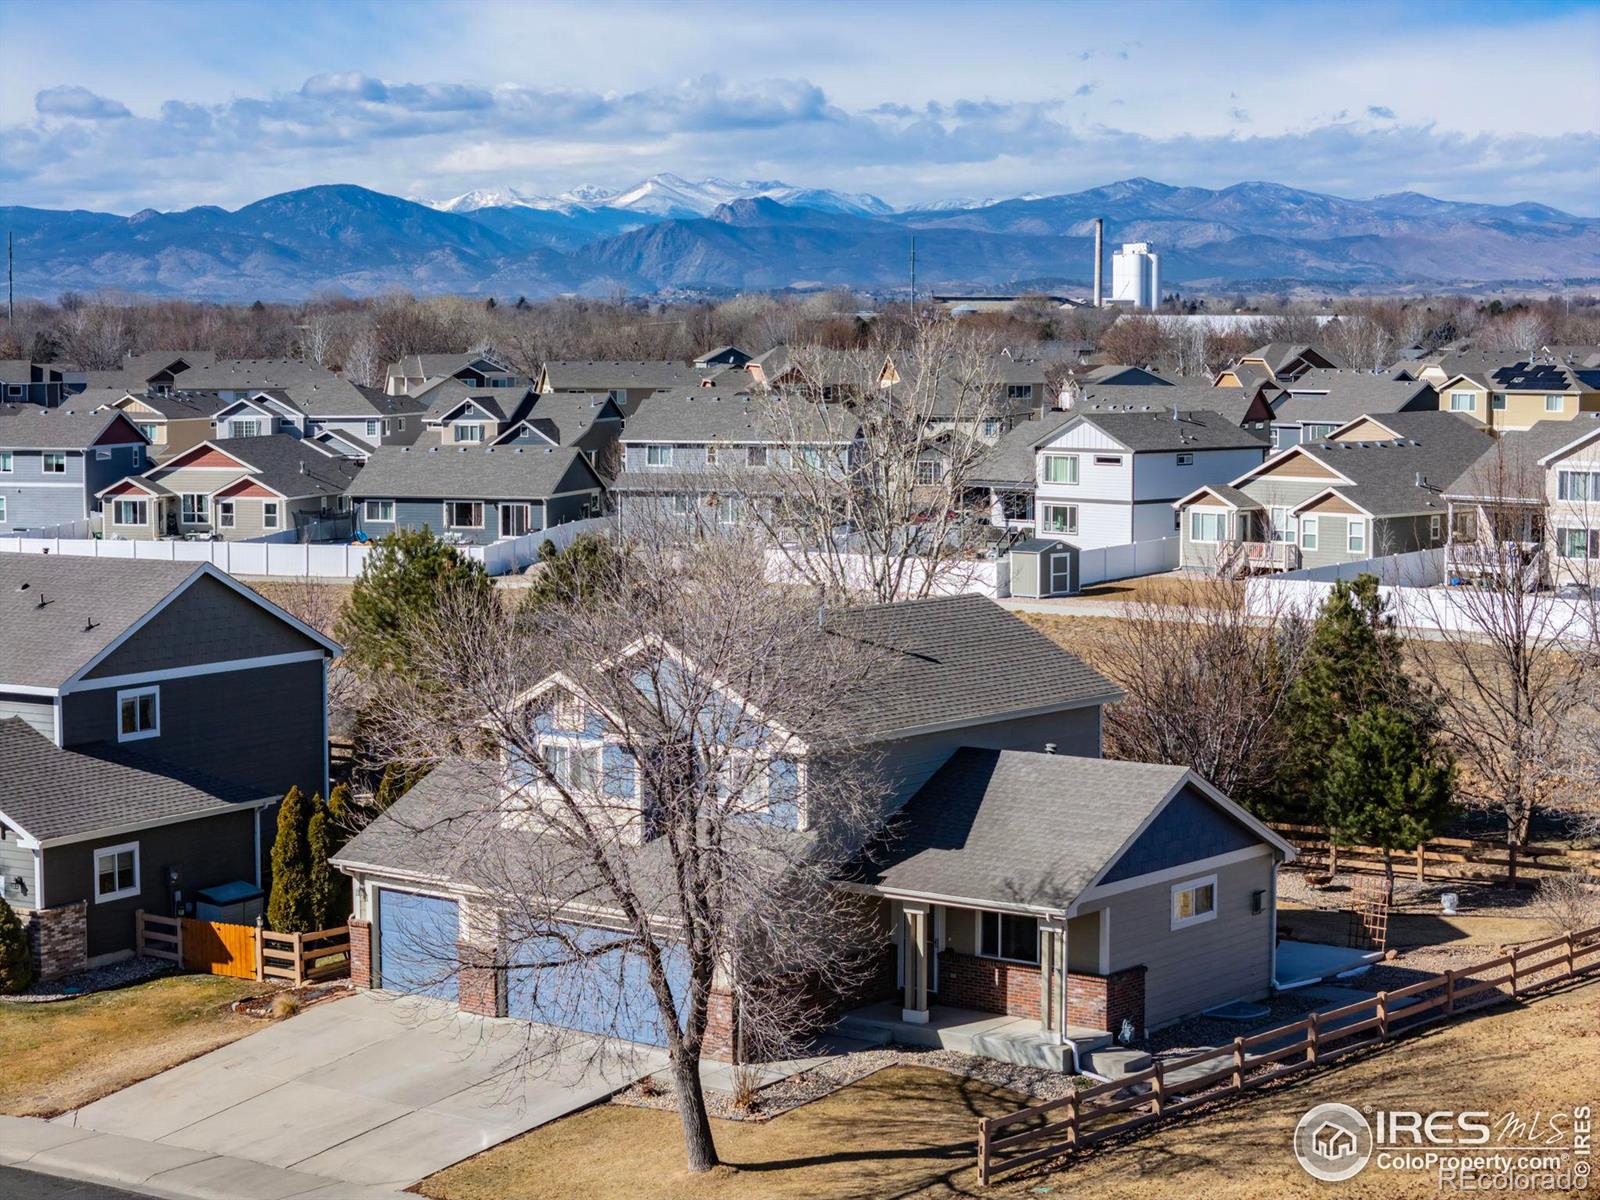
1323,705,1455,900
0,898,35,995
372,763,420,815
520,533,624,613
306,801,343,929
337,528,490,676
326,781,353,829
267,786,315,932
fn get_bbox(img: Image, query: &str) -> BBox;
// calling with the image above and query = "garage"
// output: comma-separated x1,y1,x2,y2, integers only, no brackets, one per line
375,887,460,1001
507,922,690,1047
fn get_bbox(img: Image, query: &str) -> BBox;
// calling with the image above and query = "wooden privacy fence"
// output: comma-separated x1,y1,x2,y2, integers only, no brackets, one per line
1270,822,1600,887
136,911,350,985
977,923,1600,1185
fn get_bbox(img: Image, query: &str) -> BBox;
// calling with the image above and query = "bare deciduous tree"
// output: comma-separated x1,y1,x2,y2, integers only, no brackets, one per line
360,534,891,1172
342,327,382,387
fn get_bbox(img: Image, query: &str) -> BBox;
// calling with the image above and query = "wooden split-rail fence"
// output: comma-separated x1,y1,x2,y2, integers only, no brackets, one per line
976,923,1600,1185
136,910,351,986
1269,822,1600,887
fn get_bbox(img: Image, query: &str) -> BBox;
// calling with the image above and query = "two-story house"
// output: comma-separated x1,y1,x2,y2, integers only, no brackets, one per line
331,595,1295,1061
1030,408,1268,549
1177,411,1491,574
384,351,528,397
535,360,702,416
0,554,339,977
1264,370,1441,449
1434,361,1600,433
347,443,605,544
0,360,72,407
0,404,149,535
1214,343,1344,389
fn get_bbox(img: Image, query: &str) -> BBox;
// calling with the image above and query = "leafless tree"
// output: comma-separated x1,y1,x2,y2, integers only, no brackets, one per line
360,533,892,1172
1093,577,1310,808
1477,309,1553,357
297,311,338,366
57,303,131,369
342,327,382,387
1323,313,1394,371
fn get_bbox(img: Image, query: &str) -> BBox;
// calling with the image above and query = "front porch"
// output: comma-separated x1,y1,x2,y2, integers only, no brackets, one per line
835,1001,1111,1073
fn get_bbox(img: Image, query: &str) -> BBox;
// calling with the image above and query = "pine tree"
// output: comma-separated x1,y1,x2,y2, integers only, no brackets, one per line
520,533,623,613
372,763,420,815
267,786,315,932
1323,705,1455,900
306,801,343,930
0,899,34,995
326,781,353,829
337,528,490,677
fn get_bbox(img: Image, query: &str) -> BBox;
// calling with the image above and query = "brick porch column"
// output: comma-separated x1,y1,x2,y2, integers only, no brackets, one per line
348,918,372,989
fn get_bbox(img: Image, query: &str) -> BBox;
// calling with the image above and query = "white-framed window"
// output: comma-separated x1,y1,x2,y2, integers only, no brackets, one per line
364,499,395,522
117,685,160,742
217,500,235,528
747,446,768,468
982,418,1004,439
1347,518,1367,554
0,496,6,522
1301,515,1319,551
112,498,148,526
181,493,209,523
43,452,66,473
1545,394,1565,413
445,500,484,528
93,842,140,903
262,501,280,530
669,493,693,516
1093,454,1123,467
704,444,718,467
366,419,380,437
1041,503,1078,535
454,423,484,444
1556,527,1599,559
137,423,159,441
1006,384,1033,400
915,459,942,485
1042,454,1079,485
1189,510,1228,542
1448,391,1476,412
542,742,601,791
1171,875,1217,930
5,384,20,398
1429,514,1442,541
1558,470,1600,501
1270,506,1295,543
1176,452,1195,466
979,911,1039,964
0,451,11,472
96,448,111,461
233,420,261,438
500,502,532,538
130,445,143,467
646,444,672,467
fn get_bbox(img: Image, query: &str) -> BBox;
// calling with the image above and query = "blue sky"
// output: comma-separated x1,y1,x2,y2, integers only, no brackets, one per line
2,0,1597,214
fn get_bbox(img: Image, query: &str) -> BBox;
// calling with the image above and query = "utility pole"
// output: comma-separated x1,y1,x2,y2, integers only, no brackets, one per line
909,235,917,314
7,231,12,324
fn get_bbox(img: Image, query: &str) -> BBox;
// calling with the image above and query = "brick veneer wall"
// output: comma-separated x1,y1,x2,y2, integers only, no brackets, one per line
936,951,1146,1034
348,918,372,989
1065,965,1146,1035
704,986,737,1061
457,940,504,1017
21,900,88,980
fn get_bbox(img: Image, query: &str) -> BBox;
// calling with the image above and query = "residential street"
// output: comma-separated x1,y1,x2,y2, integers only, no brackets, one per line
0,1166,149,1200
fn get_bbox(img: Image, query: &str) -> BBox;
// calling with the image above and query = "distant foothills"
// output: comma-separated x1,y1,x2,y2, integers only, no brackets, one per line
4,175,1597,303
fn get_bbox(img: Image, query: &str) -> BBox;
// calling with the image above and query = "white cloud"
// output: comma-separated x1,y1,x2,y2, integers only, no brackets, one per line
34,85,130,120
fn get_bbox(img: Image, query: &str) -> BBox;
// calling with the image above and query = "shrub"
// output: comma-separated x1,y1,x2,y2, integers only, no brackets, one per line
0,900,34,995
1530,873,1600,935
271,993,302,1019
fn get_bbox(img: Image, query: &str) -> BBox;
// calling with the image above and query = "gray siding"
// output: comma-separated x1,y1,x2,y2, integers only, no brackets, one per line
42,809,260,958
1099,852,1276,1028
0,693,54,739
0,449,90,531
1101,786,1260,883
62,658,326,803
83,443,146,506
1,825,36,910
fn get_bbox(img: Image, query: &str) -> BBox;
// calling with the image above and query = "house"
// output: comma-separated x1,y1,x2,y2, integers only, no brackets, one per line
1215,343,1344,389
744,346,797,390
330,595,1293,1056
96,436,360,541
0,404,150,534
1265,370,1441,449
1030,408,1268,549
1441,414,1600,589
499,392,625,470
1074,382,1276,437
1077,364,1171,388
1176,411,1490,574
610,386,858,529
0,360,72,407
0,555,339,977
417,384,540,444
1433,361,1600,433
879,351,1049,434
384,352,527,397
116,350,218,395
971,411,1076,530
693,345,753,369
347,442,606,544
535,360,701,416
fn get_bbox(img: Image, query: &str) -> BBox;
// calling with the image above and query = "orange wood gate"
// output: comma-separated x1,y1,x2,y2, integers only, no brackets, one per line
181,918,259,979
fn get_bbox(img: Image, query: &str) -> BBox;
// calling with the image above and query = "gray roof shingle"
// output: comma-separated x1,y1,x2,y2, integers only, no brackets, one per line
1271,371,1437,423
970,411,1076,486
347,442,599,502
541,360,701,391
622,388,854,445
1068,408,1269,453
0,403,140,450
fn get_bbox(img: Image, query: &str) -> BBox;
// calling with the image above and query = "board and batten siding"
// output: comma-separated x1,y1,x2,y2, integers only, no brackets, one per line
1103,852,1276,1028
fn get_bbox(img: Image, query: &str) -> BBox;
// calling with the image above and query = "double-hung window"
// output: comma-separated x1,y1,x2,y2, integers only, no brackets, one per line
1171,875,1217,929
746,446,768,468
117,686,160,742
1491,393,1507,411
112,499,147,526
1557,528,1599,559
1448,391,1476,413
1270,506,1294,543
1300,516,1319,551
0,451,11,472
979,911,1039,964
915,459,941,485
646,445,672,467
1042,454,1078,485
1041,503,1078,535
217,500,235,529
262,502,280,530
455,423,484,443
43,453,66,473
94,843,140,903
1347,518,1367,555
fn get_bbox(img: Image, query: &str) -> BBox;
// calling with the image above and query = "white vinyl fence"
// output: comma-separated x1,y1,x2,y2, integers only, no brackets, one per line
1076,536,1180,588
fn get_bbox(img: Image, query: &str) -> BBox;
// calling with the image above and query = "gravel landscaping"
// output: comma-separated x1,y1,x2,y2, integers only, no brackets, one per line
0,955,173,1004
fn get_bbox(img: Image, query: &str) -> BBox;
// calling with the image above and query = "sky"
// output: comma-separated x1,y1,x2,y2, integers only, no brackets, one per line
2,0,1598,216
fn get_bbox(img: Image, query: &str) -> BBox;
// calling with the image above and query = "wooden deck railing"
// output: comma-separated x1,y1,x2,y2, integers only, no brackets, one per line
977,924,1600,1185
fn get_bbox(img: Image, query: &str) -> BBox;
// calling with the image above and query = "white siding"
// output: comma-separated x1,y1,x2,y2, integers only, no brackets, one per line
1134,447,1266,503
0,696,54,739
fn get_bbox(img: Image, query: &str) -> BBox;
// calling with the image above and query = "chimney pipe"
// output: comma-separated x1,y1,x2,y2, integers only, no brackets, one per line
1092,218,1104,308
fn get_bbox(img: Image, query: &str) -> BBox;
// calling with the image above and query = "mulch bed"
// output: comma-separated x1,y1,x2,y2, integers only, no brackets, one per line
230,979,353,1018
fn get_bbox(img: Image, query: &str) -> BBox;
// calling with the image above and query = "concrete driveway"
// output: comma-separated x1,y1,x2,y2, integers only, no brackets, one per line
53,991,664,1193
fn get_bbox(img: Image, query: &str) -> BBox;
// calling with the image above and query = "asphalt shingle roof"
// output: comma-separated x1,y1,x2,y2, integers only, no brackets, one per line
1075,382,1269,427
622,388,854,444
0,718,267,842
1442,414,1600,499
541,360,701,391
1068,408,1269,452
185,435,362,499
1290,412,1492,517
0,403,138,450
970,410,1076,486
347,442,598,501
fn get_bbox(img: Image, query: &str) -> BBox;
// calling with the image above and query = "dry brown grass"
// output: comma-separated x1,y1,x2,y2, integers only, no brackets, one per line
420,975,1600,1200
0,974,266,1117
1073,572,1240,608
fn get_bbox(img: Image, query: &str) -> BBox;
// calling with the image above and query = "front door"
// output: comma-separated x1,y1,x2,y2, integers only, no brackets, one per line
499,503,532,538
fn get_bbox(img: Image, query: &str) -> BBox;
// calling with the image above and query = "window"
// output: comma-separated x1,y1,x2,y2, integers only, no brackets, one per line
1042,454,1079,485
669,493,693,516
117,686,159,742
542,742,601,791
1006,384,1033,400
1304,423,1338,441
1557,528,1598,559
1189,510,1228,542
262,502,280,530
1093,454,1123,467
445,500,483,528
1546,395,1565,413
1270,506,1295,543
982,418,1003,438
1176,452,1194,466
915,459,941,485
112,498,147,525
137,423,159,441
233,420,261,438
1491,393,1507,411
96,448,112,461
1429,514,1442,541
500,503,532,538
364,499,395,522
0,451,11,472
130,446,142,467
746,446,768,468
1347,518,1367,554
1448,391,1476,412
93,842,140,903
5,384,20,398
979,911,1039,964
181,493,209,523
1559,470,1600,501
455,423,484,443
645,445,672,467
217,500,235,528
1171,875,1217,929
43,453,66,473
1300,515,1319,551
0,496,5,522
1041,503,1078,534
366,420,380,436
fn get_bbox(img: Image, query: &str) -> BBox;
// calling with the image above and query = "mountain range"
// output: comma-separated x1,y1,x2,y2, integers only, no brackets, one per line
5,175,1597,302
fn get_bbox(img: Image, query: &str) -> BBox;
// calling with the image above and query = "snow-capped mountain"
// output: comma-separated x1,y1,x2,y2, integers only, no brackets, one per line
433,173,892,219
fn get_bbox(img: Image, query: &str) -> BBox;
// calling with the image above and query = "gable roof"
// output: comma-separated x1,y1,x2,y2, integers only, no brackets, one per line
506,392,623,446
0,403,146,451
1075,382,1272,428
347,442,601,501
1271,371,1437,423
1064,408,1269,453
970,410,1076,486
622,387,856,444
1276,414,1491,517
540,360,700,391
1442,414,1600,499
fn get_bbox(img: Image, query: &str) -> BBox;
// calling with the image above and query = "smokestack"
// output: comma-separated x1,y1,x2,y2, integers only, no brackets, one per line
1092,218,1104,308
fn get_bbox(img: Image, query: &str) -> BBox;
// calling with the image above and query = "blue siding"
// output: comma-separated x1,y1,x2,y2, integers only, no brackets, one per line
1099,785,1261,884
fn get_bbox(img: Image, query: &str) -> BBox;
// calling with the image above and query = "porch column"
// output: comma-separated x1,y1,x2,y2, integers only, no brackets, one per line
1039,919,1066,1041
901,903,930,1024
